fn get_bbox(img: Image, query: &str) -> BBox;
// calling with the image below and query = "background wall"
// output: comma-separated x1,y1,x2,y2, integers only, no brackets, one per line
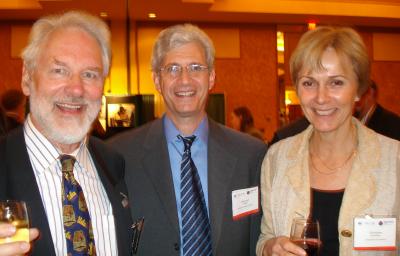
0,23,23,93
0,21,399,141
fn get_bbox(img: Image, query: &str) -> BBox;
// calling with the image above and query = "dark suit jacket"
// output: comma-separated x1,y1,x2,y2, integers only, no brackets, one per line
108,118,267,256
0,127,132,256
269,117,310,145
367,104,400,141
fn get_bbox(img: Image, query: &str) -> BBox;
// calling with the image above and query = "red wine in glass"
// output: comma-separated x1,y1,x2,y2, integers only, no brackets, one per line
292,239,320,256
290,218,321,256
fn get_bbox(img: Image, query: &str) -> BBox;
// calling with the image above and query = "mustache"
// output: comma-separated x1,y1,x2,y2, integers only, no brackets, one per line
54,97,88,105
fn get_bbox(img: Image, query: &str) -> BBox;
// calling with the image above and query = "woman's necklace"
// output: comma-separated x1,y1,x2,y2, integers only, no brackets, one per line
310,148,357,175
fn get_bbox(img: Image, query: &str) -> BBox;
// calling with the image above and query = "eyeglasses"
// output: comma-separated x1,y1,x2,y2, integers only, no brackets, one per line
160,63,209,78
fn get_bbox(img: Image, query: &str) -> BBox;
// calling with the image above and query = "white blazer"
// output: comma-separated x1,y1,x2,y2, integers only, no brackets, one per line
257,118,400,256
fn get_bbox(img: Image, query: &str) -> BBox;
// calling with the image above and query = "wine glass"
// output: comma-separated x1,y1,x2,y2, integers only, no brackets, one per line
290,218,321,256
0,200,29,244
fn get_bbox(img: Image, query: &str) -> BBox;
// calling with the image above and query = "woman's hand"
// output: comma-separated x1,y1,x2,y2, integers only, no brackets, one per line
262,236,307,256
0,223,39,256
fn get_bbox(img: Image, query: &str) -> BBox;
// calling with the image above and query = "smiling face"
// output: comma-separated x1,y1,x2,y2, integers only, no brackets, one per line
296,47,359,134
153,42,215,125
22,27,104,152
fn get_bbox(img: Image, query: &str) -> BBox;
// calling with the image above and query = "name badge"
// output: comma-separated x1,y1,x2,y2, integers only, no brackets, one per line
353,216,397,251
231,186,259,220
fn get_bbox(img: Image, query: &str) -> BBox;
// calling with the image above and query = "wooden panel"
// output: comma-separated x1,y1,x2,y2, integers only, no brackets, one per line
0,24,23,96
215,25,278,141
11,25,31,58
204,28,240,58
373,33,400,61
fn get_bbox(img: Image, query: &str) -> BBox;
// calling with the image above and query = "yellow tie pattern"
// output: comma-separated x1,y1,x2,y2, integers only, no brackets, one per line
60,154,96,256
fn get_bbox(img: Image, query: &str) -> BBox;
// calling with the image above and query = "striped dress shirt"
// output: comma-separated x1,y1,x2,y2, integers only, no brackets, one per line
24,115,118,256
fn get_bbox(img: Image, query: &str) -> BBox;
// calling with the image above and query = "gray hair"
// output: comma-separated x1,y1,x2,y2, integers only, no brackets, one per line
21,10,111,77
151,23,215,72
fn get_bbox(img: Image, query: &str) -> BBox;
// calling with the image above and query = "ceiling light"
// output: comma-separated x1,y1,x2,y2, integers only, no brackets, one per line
307,20,317,30
148,13,157,19
100,12,108,18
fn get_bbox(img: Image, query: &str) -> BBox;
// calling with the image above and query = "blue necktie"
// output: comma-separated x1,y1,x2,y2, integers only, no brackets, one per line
178,135,212,256
60,155,96,256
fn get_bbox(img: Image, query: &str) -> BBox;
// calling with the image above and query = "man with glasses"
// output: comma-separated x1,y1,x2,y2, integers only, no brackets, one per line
109,24,266,255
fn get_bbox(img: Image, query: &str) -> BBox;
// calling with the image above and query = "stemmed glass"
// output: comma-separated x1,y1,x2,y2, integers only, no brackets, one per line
290,218,321,256
0,200,29,244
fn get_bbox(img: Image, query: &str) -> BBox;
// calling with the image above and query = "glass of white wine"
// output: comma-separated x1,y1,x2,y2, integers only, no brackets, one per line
0,200,29,244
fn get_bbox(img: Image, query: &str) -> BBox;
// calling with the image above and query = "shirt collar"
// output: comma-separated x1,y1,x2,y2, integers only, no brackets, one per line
24,114,87,170
163,114,209,145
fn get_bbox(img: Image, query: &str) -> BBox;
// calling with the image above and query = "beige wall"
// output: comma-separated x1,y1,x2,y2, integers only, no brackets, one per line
1,21,400,141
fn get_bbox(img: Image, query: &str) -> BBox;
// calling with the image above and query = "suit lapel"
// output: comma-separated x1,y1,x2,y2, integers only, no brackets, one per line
88,138,131,256
141,119,180,234
286,128,312,219
207,120,237,253
339,121,378,228
5,128,56,255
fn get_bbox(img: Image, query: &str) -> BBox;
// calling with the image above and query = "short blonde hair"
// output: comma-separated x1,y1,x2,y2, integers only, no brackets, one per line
290,26,370,96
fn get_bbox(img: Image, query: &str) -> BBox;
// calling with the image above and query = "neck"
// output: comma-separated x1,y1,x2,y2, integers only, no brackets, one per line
310,121,357,156
167,112,206,136
53,141,81,154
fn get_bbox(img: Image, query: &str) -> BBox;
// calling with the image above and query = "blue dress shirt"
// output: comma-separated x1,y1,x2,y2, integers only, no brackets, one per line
164,115,209,254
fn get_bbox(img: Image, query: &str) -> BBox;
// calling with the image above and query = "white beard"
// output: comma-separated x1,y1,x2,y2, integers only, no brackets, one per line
29,85,101,145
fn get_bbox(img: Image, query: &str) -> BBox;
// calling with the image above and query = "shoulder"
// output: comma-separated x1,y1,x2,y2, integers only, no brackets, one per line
89,136,125,179
209,121,267,163
270,117,310,144
265,127,310,165
211,121,266,150
108,119,161,146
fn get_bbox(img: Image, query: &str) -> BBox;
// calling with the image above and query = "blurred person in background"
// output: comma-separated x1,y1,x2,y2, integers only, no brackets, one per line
0,89,26,131
354,80,400,140
0,108,7,136
230,106,264,141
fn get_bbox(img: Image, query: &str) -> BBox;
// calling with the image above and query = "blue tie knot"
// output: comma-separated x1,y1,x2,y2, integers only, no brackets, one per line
178,135,196,152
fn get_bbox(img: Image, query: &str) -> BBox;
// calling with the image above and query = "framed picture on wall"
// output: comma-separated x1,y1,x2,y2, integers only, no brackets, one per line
105,96,136,128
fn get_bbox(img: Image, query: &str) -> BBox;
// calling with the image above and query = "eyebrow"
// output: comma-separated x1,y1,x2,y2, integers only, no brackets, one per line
53,58,68,67
53,58,102,73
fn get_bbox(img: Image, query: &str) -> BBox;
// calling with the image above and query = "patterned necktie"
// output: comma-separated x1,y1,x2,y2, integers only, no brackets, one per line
178,135,213,256
60,154,96,256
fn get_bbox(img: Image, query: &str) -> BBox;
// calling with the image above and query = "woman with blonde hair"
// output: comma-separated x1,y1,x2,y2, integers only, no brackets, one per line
257,26,399,256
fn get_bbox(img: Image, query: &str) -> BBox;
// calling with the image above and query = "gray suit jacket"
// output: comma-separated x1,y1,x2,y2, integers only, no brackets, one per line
108,117,267,255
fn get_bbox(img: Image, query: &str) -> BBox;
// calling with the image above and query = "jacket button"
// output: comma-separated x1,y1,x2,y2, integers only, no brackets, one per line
174,243,180,251
341,229,352,237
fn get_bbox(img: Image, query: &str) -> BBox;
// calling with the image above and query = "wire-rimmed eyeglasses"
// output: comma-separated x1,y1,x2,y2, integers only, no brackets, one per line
159,63,209,78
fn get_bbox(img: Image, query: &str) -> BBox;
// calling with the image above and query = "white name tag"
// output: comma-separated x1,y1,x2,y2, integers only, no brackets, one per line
231,186,259,220
353,216,397,251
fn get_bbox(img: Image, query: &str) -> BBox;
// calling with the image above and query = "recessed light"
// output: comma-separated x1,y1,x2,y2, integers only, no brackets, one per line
148,13,157,19
100,12,108,18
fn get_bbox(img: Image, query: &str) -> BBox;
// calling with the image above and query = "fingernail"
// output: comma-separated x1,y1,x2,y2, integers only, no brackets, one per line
7,225,16,233
20,242,29,251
